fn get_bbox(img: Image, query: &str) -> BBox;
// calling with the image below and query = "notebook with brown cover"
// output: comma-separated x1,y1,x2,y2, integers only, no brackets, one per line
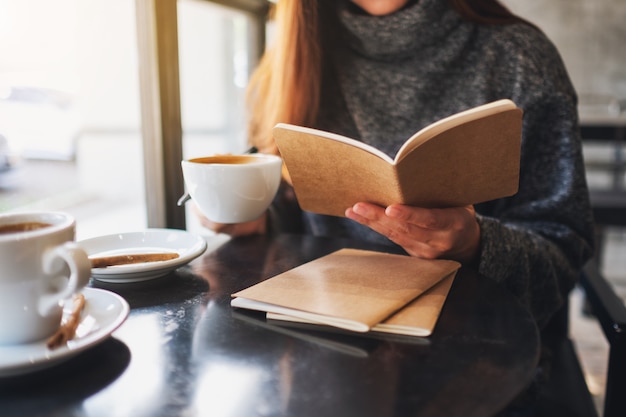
273,99,523,217
266,272,456,337
231,248,460,335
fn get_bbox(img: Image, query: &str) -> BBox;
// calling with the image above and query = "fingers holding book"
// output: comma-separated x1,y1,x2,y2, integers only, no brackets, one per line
346,202,480,264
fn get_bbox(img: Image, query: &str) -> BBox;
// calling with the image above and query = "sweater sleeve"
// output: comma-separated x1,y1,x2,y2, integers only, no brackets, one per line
475,34,595,328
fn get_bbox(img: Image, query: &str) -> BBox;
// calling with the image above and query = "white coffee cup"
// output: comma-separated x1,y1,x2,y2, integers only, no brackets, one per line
0,211,91,345
181,153,282,224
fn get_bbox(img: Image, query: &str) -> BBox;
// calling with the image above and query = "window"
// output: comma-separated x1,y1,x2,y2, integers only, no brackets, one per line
0,0,144,239
0,0,268,238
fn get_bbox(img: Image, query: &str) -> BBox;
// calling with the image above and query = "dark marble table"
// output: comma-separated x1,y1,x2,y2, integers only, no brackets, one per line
0,233,540,417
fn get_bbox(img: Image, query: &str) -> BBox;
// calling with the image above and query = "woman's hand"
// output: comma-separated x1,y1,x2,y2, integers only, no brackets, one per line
345,202,481,264
193,204,267,237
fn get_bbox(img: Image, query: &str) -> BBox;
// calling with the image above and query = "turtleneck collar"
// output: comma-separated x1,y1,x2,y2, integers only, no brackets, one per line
337,0,463,60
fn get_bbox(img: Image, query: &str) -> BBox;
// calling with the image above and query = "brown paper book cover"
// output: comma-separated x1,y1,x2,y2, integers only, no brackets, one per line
273,99,523,217
231,248,460,333
267,272,455,337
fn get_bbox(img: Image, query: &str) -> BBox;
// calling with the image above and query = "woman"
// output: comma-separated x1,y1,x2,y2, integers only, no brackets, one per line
210,0,593,320
203,0,594,409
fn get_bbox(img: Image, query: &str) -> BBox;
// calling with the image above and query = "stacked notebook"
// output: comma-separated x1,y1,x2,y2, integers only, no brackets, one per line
231,248,460,337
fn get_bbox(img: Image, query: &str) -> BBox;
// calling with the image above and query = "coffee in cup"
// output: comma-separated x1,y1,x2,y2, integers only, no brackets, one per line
0,221,52,234
0,211,91,345
181,153,282,223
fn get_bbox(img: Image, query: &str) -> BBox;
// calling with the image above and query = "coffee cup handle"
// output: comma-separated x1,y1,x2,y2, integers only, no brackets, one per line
38,242,92,317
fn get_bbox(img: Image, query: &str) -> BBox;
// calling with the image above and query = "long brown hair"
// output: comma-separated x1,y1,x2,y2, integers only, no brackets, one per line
246,0,529,154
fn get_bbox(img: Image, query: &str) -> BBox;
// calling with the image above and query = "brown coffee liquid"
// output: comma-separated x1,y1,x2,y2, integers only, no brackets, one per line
0,222,53,235
189,155,258,164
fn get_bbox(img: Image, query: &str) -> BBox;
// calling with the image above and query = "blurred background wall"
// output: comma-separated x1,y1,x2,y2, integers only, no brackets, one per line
502,0,626,102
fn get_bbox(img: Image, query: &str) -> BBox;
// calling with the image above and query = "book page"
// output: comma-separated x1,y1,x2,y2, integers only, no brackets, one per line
394,99,518,163
394,109,522,208
274,125,401,216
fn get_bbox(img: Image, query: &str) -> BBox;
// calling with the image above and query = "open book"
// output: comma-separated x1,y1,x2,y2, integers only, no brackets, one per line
231,248,460,336
273,99,523,217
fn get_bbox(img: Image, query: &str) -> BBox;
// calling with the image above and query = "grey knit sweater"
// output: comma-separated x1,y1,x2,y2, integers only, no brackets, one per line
272,0,595,330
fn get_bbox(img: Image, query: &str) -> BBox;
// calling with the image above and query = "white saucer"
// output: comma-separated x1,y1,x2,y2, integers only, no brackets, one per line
78,228,208,283
0,287,129,377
